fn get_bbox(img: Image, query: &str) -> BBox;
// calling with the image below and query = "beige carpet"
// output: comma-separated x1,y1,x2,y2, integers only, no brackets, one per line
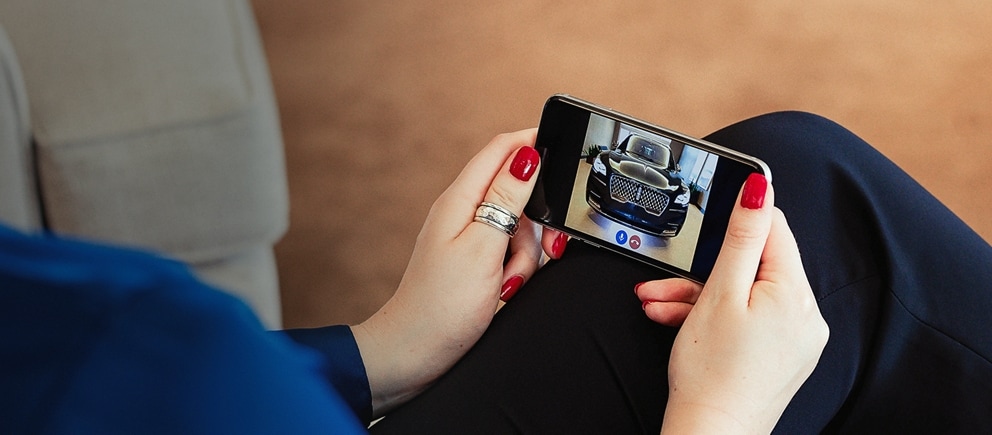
251,0,992,328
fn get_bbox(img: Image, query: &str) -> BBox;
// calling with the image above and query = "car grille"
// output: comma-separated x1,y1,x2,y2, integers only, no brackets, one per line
609,175,669,216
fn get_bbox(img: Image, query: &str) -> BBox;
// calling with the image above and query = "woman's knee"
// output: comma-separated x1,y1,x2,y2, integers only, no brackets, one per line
706,111,866,163
703,111,897,195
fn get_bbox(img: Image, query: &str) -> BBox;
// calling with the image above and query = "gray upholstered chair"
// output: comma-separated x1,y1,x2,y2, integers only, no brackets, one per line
0,0,287,328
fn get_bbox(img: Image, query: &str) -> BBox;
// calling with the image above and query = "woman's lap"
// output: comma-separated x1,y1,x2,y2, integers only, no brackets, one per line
371,112,992,433
370,238,674,433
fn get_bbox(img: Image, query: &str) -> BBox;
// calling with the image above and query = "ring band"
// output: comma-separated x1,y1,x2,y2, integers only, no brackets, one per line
474,202,520,237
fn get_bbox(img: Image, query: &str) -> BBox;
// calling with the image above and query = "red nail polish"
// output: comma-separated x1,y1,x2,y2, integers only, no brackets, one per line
634,282,645,294
551,232,568,258
741,173,767,210
500,275,525,301
642,300,653,310
509,147,540,182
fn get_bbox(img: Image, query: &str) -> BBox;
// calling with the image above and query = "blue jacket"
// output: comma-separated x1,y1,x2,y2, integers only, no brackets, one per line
0,225,371,434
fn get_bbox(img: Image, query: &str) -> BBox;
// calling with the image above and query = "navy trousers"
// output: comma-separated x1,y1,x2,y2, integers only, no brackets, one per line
371,112,992,433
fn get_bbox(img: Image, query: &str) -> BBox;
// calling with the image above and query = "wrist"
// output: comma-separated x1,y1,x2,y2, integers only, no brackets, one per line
661,400,761,435
350,300,459,417
351,314,433,416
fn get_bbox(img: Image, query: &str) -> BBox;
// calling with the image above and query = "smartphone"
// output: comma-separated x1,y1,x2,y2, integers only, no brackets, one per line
525,94,771,282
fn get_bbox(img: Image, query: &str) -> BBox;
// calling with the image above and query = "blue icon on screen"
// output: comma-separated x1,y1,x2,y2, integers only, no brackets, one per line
615,230,628,245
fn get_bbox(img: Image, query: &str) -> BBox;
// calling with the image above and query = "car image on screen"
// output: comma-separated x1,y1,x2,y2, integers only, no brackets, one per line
585,134,690,237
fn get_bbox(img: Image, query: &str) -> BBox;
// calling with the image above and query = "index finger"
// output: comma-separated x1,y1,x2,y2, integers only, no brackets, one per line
704,173,775,305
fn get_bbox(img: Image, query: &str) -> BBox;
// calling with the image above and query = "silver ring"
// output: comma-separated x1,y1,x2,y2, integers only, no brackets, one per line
474,202,520,237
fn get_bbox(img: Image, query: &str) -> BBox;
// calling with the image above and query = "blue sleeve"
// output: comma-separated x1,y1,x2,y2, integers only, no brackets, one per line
282,326,374,425
0,225,367,434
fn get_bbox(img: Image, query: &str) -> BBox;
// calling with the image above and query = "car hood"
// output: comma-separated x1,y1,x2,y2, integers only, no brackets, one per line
607,154,680,190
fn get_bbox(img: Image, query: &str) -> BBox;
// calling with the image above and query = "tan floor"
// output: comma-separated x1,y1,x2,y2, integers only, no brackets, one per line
250,0,992,328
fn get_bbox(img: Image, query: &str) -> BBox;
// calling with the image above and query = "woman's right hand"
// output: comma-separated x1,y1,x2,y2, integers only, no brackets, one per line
639,174,829,433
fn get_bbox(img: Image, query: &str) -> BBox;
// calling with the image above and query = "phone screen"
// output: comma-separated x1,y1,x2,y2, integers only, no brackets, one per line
525,95,769,282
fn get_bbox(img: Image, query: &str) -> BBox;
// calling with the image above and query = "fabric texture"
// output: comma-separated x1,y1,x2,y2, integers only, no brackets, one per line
0,225,366,434
369,111,992,433
283,326,375,425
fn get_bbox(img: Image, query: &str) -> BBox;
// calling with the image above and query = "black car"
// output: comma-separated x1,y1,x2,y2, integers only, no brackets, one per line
585,134,690,237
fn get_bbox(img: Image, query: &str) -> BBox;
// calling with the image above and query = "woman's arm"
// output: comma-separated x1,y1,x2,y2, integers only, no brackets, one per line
350,129,566,417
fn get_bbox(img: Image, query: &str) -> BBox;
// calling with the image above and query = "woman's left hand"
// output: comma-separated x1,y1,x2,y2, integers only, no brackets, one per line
351,129,567,416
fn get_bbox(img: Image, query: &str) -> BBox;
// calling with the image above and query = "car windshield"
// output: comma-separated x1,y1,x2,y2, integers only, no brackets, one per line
627,137,671,166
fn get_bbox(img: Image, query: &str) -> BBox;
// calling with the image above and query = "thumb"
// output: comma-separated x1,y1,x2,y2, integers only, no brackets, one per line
461,142,541,246
704,173,774,305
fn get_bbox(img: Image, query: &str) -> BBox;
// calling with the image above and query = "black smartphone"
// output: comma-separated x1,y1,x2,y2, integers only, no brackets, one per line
525,94,771,282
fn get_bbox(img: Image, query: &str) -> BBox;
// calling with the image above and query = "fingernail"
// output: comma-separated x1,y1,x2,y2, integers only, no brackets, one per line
741,173,768,210
634,282,645,294
500,275,525,301
551,232,568,258
642,300,653,310
510,147,540,182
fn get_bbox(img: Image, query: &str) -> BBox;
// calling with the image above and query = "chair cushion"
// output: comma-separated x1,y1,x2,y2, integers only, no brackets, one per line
0,0,288,263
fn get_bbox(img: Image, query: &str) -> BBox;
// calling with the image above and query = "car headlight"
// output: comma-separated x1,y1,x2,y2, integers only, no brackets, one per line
674,186,690,205
592,157,607,175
